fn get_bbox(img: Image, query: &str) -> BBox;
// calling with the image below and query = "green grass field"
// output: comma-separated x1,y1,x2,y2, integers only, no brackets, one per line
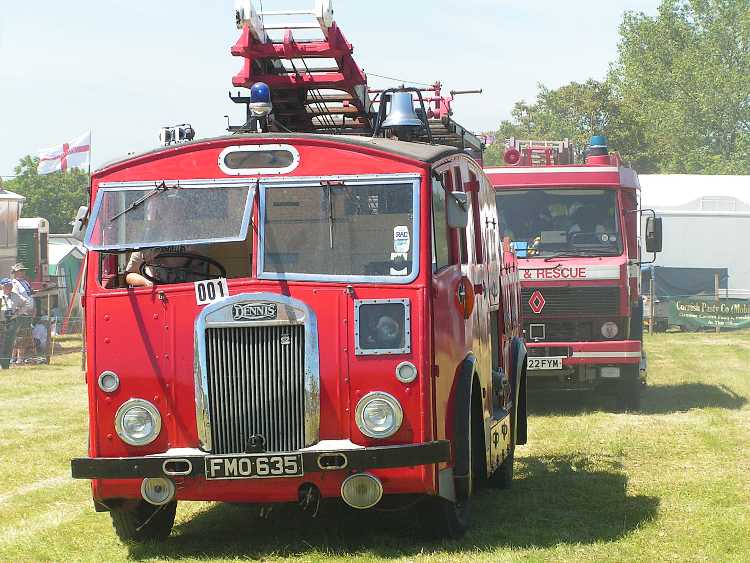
1,332,748,562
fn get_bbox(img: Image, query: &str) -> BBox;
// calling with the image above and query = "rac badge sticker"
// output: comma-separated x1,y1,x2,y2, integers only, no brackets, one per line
232,303,278,321
528,290,546,314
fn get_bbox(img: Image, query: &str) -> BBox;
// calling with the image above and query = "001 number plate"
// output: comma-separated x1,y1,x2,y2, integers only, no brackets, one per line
527,357,564,370
205,453,303,480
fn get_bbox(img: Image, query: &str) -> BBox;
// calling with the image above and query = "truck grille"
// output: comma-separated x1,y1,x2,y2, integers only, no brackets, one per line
204,325,305,454
522,286,619,317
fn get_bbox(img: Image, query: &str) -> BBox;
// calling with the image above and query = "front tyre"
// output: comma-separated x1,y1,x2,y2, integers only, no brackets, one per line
110,500,177,543
617,367,642,411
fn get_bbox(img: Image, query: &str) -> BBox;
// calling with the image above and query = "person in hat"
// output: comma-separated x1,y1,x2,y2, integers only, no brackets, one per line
10,263,34,364
0,277,30,369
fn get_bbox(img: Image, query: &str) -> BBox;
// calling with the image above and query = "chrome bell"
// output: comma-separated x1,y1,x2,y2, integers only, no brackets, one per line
381,92,423,128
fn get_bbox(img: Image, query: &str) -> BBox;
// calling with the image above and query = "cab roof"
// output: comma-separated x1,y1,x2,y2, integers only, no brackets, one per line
97,133,463,174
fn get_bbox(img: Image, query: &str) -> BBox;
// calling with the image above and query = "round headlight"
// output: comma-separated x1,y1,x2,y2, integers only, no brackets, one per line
395,361,417,383
601,321,619,339
141,477,175,506
356,392,403,439
115,399,161,446
98,371,120,393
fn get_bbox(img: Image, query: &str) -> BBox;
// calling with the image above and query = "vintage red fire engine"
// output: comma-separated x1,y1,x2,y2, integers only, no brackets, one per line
70,1,527,541
486,137,662,408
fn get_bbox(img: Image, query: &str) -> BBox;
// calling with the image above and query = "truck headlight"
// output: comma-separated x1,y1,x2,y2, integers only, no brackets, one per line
115,399,161,446
601,321,619,339
356,392,403,439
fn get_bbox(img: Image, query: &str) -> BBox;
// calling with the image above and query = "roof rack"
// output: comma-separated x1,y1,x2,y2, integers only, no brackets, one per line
505,138,574,166
229,1,484,155
231,0,370,134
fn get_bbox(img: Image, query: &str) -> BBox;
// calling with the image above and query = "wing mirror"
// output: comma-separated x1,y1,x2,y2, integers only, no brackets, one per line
71,205,89,242
645,216,662,254
447,192,469,229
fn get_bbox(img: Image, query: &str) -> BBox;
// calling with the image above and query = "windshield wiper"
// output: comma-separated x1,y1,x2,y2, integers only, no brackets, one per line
109,181,178,223
544,249,619,261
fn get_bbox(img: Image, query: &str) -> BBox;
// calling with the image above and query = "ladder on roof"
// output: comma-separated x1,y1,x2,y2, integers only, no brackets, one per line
506,137,574,166
231,0,371,134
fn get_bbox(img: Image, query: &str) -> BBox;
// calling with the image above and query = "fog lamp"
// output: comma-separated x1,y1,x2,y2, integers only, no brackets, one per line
115,399,161,446
340,473,383,509
141,478,175,506
601,321,619,339
356,392,403,439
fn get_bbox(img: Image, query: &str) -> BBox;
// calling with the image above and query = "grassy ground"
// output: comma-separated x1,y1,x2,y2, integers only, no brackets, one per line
0,332,748,562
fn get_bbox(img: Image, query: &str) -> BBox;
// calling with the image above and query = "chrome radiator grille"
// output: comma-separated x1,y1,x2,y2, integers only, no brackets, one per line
205,325,305,454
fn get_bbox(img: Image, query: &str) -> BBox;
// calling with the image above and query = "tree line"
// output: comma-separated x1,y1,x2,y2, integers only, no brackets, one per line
484,0,750,174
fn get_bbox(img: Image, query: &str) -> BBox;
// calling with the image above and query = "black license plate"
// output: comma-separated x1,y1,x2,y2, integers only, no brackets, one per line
205,453,303,480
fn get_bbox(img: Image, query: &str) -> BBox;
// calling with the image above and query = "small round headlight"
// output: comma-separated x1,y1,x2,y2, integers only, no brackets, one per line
395,361,417,383
601,321,619,339
356,392,403,439
98,371,120,393
115,399,161,446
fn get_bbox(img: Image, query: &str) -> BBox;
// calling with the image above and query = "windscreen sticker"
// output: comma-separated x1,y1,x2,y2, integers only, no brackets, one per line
390,252,409,276
393,226,410,253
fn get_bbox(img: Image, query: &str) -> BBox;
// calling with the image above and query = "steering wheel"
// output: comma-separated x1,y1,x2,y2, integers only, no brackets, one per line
139,251,227,285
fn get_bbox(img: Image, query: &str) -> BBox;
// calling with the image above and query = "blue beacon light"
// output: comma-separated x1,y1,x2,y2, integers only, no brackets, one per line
249,82,272,117
588,135,609,157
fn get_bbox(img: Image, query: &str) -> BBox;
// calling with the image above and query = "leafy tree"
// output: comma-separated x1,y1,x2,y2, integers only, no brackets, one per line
487,0,750,174
5,156,89,233
614,0,750,173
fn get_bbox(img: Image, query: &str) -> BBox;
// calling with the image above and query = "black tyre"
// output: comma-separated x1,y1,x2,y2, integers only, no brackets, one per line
617,368,641,411
418,493,471,539
110,500,177,543
487,448,514,489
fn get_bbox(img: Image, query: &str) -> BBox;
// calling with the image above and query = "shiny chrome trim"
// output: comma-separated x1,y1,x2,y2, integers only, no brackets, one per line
354,298,411,355
97,370,120,393
395,361,418,383
257,174,421,284
194,292,320,452
316,452,349,471
218,144,300,176
355,391,403,439
162,458,193,476
115,399,162,447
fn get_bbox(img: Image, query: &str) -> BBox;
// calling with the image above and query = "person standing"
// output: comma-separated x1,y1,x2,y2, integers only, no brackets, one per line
0,278,30,369
11,263,34,364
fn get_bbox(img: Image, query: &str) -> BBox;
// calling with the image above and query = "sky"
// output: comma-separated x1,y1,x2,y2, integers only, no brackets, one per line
0,0,662,176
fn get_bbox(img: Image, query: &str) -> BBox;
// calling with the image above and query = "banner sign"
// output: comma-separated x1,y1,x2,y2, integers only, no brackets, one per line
520,264,620,281
666,298,750,330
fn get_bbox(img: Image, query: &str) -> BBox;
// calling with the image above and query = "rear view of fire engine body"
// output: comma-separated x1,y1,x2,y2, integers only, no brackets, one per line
486,137,661,409
70,1,527,541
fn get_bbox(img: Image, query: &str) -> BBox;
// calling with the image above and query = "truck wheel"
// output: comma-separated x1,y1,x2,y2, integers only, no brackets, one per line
488,448,514,489
419,494,471,539
617,368,641,411
110,500,177,543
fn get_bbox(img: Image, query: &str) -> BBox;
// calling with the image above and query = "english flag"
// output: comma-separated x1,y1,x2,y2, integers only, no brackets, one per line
37,131,91,175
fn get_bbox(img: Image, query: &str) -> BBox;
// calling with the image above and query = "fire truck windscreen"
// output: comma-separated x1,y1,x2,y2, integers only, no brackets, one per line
260,180,418,282
85,184,254,251
495,188,622,258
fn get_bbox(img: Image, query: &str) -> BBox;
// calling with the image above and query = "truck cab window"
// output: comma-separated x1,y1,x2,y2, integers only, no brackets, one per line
431,176,450,271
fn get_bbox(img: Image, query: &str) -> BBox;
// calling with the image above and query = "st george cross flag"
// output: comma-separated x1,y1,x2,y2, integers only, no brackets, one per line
37,131,91,175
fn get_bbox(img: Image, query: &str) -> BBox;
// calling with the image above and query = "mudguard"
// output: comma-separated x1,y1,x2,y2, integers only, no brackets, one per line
452,354,477,499
510,337,528,446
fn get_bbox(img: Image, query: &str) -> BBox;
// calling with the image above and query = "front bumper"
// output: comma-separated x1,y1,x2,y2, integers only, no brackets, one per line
527,339,642,366
71,440,451,480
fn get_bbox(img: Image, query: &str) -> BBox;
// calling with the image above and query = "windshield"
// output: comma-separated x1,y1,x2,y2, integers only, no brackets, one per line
85,184,254,250
260,180,418,282
495,188,622,258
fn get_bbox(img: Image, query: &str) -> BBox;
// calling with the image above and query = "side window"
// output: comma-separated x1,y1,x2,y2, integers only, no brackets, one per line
431,176,450,271
453,166,468,265
467,170,484,264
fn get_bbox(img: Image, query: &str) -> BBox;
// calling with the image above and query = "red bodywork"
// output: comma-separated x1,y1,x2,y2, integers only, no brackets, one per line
74,134,525,507
486,153,643,385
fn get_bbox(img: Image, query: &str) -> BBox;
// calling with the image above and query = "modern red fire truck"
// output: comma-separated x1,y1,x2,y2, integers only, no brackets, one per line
486,137,661,409
70,1,526,541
